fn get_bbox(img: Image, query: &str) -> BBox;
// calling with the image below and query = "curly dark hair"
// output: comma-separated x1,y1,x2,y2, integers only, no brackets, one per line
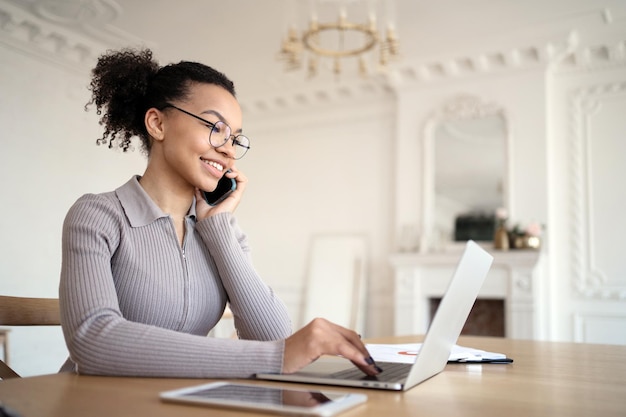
86,47,236,154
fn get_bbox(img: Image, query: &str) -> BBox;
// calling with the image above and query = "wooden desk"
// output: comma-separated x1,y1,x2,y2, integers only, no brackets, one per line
1,336,625,417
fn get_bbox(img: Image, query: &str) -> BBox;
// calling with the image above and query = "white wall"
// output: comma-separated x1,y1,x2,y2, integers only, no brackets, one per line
0,47,146,376
238,96,396,334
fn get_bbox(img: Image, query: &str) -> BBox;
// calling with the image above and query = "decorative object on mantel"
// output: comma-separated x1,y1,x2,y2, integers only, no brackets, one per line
509,222,543,250
278,0,400,78
493,208,509,251
492,207,543,250
455,213,496,242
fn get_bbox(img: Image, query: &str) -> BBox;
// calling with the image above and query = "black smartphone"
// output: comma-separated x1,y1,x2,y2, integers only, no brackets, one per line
202,172,236,206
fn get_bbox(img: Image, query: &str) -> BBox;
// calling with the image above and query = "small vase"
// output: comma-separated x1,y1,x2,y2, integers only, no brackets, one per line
494,226,509,250
513,235,524,249
524,235,541,250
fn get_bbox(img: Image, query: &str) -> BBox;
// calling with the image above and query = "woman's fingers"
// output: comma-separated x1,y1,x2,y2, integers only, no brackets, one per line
282,318,382,376
195,168,248,219
330,323,382,375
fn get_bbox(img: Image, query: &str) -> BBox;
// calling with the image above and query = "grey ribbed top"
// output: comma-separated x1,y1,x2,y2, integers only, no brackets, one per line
59,176,292,378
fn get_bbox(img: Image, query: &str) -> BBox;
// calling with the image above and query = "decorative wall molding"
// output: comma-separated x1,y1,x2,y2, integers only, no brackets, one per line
514,271,533,292
573,313,626,344
439,93,504,120
568,80,626,300
0,0,148,75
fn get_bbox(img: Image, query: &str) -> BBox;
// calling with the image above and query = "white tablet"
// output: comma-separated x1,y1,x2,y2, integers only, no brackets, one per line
160,381,367,416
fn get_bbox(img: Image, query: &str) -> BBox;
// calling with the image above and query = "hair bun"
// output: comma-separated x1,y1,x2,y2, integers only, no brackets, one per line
87,48,159,151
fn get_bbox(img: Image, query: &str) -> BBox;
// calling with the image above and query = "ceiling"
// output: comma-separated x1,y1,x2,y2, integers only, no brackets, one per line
4,0,624,98
108,0,623,95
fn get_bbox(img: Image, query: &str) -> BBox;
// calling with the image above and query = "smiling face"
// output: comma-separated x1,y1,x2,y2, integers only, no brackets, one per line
151,82,242,193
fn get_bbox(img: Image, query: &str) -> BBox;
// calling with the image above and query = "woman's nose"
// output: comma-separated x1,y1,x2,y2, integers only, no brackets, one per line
217,138,236,159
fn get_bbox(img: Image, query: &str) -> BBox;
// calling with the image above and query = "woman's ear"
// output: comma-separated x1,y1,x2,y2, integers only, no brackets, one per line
145,108,165,141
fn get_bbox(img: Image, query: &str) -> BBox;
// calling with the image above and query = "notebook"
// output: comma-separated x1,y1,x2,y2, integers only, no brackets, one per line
256,240,494,391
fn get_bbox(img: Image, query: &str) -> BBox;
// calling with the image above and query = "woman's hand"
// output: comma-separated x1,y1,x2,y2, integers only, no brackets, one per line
282,318,382,376
195,168,247,220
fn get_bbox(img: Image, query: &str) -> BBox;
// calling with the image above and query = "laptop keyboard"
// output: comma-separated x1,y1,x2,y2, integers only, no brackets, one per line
329,361,411,382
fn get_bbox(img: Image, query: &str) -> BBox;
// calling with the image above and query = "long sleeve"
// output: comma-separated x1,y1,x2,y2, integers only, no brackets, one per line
59,183,291,378
197,214,293,340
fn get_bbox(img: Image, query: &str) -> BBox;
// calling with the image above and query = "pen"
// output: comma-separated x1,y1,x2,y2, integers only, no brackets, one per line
452,358,513,364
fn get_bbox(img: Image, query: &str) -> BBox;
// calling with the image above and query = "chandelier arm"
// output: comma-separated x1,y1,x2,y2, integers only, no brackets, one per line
302,22,378,57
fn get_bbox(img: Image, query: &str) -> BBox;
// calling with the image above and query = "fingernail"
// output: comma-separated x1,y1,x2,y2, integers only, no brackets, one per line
365,356,383,373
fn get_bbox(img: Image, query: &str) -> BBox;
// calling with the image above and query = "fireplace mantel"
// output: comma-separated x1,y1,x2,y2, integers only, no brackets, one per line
389,245,542,339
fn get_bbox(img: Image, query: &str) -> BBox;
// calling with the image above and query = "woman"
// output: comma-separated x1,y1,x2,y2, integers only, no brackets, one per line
59,48,381,378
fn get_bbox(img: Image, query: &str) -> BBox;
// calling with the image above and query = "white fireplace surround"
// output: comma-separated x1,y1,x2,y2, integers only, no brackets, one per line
390,245,542,339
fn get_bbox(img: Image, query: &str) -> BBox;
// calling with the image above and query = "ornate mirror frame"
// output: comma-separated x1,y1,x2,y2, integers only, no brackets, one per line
420,94,511,252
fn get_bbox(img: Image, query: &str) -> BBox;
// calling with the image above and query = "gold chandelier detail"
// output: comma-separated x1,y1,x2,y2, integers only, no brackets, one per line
278,1,399,78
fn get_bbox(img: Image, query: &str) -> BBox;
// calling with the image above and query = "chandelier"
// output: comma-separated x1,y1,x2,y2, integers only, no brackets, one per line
278,0,400,78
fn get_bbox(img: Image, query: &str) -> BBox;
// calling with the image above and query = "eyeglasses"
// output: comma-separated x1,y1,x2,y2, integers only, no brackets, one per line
162,104,250,159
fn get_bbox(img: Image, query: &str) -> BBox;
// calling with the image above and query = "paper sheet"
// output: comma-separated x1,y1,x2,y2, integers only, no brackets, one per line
366,343,508,363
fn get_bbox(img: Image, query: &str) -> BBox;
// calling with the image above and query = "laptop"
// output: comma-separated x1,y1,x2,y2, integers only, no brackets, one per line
256,240,494,391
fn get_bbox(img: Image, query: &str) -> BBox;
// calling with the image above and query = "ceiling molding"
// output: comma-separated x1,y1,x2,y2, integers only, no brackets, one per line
239,33,576,116
392,44,553,85
2,0,622,114
240,78,395,115
0,0,149,76
241,30,626,116
556,40,626,73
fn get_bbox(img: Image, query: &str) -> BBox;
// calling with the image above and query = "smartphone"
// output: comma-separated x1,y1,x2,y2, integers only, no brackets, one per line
160,381,367,416
202,171,236,206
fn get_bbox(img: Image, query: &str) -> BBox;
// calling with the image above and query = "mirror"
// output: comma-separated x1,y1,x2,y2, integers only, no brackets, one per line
422,94,508,251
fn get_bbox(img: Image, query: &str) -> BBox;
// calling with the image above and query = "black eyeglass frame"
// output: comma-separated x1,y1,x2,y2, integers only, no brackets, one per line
161,103,250,159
